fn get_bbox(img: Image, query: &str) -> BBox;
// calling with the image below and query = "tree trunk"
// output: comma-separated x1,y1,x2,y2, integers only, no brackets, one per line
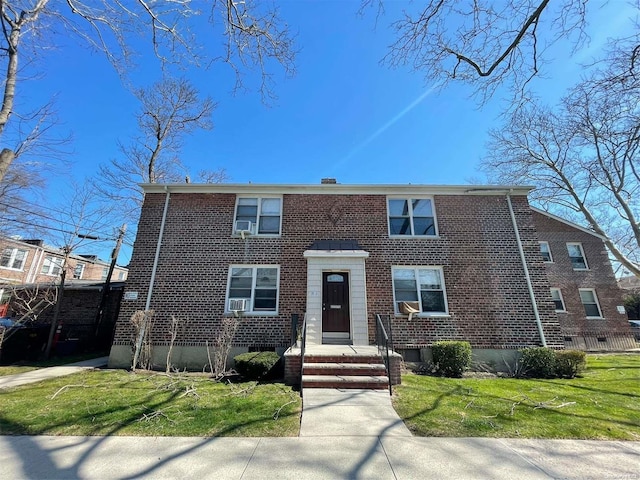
0,148,15,185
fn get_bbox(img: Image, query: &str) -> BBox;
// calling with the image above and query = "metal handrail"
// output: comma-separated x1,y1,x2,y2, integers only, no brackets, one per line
375,314,393,396
300,313,307,383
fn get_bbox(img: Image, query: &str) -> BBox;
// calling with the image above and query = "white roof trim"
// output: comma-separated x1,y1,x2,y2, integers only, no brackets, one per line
531,207,608,241
141,183,533,196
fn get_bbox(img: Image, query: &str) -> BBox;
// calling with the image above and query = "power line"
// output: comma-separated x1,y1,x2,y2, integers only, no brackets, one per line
0,216,115,241
0,197,129,235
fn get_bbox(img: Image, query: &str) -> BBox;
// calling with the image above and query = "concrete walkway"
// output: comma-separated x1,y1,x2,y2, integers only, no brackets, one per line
300,388,411,437
0,356,108,389
0,435,637,479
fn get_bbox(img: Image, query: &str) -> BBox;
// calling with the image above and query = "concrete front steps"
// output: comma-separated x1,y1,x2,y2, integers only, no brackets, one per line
302,347,390,390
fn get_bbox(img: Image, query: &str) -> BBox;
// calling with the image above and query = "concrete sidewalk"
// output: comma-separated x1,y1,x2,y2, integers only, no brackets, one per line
0,435,637,479
0,356,108,389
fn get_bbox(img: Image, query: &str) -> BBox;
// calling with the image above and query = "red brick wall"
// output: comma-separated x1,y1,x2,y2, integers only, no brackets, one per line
532,211,633,345
0,238,127,284
113,191,563,351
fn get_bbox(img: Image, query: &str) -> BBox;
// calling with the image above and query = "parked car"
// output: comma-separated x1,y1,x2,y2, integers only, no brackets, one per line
630,320,640,342
0,318,49,364
0,317,17,328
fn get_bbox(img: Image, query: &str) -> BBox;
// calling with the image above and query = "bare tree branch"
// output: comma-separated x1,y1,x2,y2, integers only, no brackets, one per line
482,45,640,275
371,0,589,104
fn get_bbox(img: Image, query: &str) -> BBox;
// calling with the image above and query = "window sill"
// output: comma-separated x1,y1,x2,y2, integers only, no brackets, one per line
224,312,279,317
0,266,24,272
389,235,440,240
395,313,451,318
232,234,281,239
586,316,604,320
555,310,567,313
572,268,590,271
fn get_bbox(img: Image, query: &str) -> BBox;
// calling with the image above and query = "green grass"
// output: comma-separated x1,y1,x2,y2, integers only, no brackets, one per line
0,370,301,437
0,366,38,376
393,353,640,440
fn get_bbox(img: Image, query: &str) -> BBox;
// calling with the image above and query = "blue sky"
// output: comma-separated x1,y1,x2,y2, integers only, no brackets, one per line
11,1,637,263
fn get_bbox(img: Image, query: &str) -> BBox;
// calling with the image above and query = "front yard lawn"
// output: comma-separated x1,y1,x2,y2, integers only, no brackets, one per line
393,353,640,440
0,370,301,437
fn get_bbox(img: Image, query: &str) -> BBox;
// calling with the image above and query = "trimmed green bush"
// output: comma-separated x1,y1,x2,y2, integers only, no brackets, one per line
520,347,556,378
234,351,281,380
555,350,586,378
432,341,472,377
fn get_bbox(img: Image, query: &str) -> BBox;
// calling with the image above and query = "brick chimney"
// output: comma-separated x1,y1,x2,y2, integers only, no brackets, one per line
321,178,337,184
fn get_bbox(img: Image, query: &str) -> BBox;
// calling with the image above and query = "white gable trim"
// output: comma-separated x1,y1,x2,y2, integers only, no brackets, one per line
531,207,608,241
142,183,533,196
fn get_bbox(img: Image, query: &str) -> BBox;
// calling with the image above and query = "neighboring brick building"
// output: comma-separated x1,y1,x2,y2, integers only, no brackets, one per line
108,181,637,373
532,209,636,350
0,237,128,286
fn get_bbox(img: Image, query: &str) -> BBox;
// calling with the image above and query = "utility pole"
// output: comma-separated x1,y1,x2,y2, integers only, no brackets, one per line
44,246,71,359
95,224,127,340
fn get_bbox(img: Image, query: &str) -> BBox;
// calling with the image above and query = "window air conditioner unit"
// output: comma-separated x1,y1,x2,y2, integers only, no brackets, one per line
229,298,247,312
234,220,254,237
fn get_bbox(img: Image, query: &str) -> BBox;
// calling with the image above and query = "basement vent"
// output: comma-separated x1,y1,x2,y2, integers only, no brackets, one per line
597,337,607,342
564,336,573,342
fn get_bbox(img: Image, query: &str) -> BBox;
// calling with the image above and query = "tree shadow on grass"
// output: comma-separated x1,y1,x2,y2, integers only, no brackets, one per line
0,371,301,479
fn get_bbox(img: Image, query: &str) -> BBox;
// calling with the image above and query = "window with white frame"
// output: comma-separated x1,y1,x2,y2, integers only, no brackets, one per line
392,267,448,314
388,198,437,237
101,267,109,280
566,243,588,270
539,242,553,262
0,248,27,271
550,288,565,312
73,263,85,280
579,289,603,318
234,197,282,235
226,266,279,313
118,271,126,280
41,256,63,276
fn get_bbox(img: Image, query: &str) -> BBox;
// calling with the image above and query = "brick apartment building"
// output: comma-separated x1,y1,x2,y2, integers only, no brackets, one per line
0,237,128,286
532,209,636,350
108,181,635,372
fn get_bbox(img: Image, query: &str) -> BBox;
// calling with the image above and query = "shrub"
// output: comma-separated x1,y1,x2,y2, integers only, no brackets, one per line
554,350,586,378
432,341,472,377
520,347,557,378
233,351,281,380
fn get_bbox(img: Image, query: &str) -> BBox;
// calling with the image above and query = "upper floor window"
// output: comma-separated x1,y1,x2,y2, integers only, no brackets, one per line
566,243,588,270
226,265,279,314
579,288,602,318
101,267,109,280
388,198,437,237
73,263,85,280
392,266,448,315
550,288,565,312
118,271,126,280
41,256,63,276
234,197,282,235
539,242,553,262
0,248,27,271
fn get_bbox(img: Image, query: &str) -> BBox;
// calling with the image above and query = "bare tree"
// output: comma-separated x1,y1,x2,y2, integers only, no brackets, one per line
362,0,592,103
0,0,296,185
483,45,640,276
94,77,228,223
41,181,118,358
